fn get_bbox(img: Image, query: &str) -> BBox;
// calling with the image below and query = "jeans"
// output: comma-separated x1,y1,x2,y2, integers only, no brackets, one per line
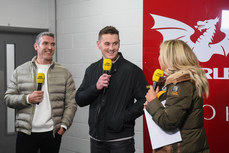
16,131,62,153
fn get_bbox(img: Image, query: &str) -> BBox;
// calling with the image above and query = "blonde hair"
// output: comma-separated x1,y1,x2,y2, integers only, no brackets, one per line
159,39,209,97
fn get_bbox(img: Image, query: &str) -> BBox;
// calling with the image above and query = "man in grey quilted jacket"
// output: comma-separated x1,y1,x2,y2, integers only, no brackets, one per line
4,32,77,153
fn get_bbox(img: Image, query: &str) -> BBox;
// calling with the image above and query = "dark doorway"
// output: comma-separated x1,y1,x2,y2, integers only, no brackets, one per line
0,27,48,153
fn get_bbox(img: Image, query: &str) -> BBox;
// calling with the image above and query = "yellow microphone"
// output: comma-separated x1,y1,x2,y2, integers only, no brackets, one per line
152,69,164,90
36,73,45,91
102,59,112,94
103,59,112,74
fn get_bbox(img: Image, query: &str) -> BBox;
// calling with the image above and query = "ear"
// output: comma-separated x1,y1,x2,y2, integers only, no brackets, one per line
34,43,38,51
96,40,100,49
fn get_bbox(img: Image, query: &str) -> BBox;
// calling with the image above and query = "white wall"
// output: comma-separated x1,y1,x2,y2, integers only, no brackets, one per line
0,0,55,32
0,0,144,152
56,0,144,153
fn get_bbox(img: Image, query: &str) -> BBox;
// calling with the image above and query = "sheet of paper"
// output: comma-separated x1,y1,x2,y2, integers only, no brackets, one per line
144,109,182,149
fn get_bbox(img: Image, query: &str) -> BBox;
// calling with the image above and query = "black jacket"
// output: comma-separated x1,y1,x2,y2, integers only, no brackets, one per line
75,53,148,140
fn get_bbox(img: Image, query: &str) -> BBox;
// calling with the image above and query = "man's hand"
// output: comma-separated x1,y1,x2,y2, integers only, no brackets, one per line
57,127,66,135
28,91,44,104
96,74,111,90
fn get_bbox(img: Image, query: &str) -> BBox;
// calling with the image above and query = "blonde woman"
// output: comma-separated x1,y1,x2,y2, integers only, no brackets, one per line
145,40,210,153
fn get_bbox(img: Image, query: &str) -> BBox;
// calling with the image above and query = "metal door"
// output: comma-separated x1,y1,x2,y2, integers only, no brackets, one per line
0,27,47,153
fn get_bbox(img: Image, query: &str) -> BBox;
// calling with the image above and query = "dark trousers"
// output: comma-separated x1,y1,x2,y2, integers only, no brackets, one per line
16,131,62,153
90,138,135,153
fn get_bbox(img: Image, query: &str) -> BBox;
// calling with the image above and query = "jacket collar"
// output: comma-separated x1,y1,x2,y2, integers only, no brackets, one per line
110,52,125,74
31,56,55,68
99,52,125,74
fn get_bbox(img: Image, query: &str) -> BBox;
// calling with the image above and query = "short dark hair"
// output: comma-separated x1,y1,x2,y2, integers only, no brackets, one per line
98,26,119,40
35,32,54,44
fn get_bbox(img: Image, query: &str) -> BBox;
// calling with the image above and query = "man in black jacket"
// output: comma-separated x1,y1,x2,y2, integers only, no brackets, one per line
75,26,148,153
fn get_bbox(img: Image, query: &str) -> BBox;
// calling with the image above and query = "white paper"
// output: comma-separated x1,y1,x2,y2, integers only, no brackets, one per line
144,108,182,149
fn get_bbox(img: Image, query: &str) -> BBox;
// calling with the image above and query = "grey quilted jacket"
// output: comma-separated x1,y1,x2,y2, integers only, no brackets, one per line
4,56,77,135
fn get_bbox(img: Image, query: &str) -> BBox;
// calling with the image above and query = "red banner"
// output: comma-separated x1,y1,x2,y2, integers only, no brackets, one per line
143,0,229,152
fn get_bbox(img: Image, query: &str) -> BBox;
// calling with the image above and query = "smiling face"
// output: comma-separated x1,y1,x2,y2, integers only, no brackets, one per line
34,35,55,64
97,34,120,61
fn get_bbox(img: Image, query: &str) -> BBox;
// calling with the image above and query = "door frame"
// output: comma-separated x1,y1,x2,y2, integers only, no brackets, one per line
0,26,48,153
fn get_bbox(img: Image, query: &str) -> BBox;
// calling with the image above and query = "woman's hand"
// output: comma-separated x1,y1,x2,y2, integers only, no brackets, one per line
144,85,159,108
144,101,149,109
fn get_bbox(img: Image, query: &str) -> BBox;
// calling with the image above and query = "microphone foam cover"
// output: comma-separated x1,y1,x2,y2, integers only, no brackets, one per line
103,59,112,71
152,69,164,82
37,73,45,84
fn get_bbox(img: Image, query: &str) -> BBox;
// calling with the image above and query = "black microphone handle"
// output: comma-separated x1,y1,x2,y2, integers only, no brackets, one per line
103,70,109,74
37,83,42,91
36,83,43,105
102,70,110,94
102,71,109,94
153,81,157,90
103,87,107,94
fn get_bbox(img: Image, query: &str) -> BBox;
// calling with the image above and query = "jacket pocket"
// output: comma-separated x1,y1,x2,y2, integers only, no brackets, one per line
106,116,124,132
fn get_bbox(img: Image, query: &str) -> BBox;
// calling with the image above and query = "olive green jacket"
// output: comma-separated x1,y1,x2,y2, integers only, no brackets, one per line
4,56,77,136
146,71,209,153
